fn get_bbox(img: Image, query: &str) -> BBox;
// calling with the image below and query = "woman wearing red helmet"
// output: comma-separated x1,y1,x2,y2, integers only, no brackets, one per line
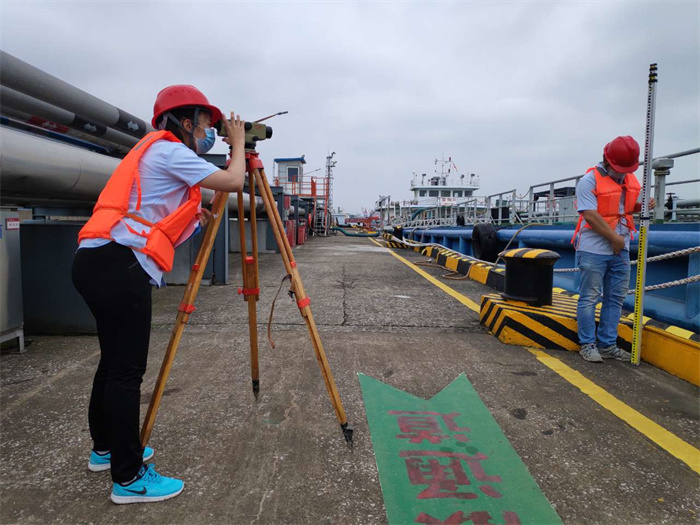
572,136,655,364
72,85,245,504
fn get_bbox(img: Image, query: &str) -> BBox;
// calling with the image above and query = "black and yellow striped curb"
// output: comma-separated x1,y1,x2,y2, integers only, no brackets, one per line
420,246,506,290
379,235,505,289
480,292,700,386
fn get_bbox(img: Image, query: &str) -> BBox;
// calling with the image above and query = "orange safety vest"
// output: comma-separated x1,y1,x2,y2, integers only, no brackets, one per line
78,130,202,272
571,167,641,245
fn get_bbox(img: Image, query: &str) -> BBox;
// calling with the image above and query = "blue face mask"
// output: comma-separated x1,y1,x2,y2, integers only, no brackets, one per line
196,127,216,154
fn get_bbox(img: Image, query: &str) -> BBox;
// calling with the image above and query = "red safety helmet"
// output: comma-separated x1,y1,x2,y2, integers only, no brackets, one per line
603,136,640,173
151,85,223,128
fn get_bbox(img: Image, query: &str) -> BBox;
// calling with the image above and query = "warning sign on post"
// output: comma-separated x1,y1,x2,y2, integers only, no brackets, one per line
6,218,20,230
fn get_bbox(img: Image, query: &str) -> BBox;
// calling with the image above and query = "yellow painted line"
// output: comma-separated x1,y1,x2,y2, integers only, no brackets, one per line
370,238,479,312
528,348,700,475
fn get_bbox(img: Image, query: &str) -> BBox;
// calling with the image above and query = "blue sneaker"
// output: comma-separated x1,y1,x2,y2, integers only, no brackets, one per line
88,447,155,472
111,464,184,504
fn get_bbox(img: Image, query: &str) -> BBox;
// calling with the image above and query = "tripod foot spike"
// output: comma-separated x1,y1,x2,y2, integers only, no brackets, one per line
341,422,354,450
252,380,260,400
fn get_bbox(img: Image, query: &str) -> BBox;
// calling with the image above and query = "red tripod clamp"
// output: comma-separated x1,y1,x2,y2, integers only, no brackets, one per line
178,302,196,314
245,151,264,171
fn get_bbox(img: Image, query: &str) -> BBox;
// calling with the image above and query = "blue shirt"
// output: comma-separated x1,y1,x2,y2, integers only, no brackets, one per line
79,140,219,286
575,162,633,255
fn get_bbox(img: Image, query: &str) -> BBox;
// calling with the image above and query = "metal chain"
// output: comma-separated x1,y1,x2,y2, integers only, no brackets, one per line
384,234,699,292
387,235,700,273
554,245,700,273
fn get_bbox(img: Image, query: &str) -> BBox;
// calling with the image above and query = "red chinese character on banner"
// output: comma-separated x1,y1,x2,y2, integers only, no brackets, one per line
415,510,522,525
400,450,503,500
389,411,471,444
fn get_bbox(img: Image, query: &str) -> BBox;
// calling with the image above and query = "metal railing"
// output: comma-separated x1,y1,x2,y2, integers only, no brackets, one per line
384,147,698,228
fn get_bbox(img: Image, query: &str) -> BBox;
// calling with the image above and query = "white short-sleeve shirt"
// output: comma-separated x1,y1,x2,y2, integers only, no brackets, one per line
79,140,219,286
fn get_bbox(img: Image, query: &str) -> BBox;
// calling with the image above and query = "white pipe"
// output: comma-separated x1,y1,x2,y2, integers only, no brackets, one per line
0,127,266,213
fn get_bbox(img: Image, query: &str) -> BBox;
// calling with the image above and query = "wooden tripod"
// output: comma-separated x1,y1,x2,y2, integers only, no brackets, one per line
140,150,354,449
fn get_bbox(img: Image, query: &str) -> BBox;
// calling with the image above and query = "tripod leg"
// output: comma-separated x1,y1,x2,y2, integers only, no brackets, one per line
253,168,354,448
237,191,260,399
141,191,229,448
248,174,260,397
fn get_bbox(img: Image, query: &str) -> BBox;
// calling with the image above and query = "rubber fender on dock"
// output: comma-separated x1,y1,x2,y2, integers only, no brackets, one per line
472,223,499,262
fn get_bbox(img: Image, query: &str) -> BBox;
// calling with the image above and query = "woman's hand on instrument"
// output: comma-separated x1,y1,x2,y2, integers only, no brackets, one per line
221,112,245,149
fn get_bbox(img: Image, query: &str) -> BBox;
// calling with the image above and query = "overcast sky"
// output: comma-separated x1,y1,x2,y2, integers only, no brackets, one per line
2,0,698,214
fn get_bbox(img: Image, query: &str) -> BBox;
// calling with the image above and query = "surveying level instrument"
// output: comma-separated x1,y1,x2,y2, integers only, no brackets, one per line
631,63,658,365
215,120,273,151
141,114,354,449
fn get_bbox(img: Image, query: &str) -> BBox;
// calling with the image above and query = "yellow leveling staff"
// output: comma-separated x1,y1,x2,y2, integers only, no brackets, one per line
631,63,658,365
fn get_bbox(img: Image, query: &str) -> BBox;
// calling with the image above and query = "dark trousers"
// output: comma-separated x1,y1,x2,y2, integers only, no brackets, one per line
72,242,152,483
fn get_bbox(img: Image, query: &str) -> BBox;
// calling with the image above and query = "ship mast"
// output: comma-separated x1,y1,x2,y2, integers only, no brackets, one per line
434,154,454,184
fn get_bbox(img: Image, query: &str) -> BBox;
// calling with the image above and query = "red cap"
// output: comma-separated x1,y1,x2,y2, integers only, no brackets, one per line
152,85,222,128
603,136,640,173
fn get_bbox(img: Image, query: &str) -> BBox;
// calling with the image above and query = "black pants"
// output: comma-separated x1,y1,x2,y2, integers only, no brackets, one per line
72,242,152,483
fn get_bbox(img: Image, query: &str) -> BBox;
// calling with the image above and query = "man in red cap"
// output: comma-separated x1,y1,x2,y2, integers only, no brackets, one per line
572,136,654,363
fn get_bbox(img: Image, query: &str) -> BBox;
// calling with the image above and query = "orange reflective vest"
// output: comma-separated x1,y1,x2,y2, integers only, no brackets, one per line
571,167,641,245
78,130,202,272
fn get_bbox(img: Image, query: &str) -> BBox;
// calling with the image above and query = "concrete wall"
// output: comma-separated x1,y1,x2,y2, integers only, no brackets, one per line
229,219,278,254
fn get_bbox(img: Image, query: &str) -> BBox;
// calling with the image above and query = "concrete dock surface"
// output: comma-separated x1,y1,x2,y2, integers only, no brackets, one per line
1,234,698,524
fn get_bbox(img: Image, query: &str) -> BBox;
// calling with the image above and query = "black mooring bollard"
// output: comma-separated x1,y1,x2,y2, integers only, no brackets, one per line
500,248,561,306
393,225,403,240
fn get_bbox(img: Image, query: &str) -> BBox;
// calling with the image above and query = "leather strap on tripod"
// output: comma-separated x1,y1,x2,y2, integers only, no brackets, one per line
267,273,293,349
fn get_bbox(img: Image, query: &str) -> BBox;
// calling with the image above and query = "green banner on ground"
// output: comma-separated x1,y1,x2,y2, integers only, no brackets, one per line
359,373,562,525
